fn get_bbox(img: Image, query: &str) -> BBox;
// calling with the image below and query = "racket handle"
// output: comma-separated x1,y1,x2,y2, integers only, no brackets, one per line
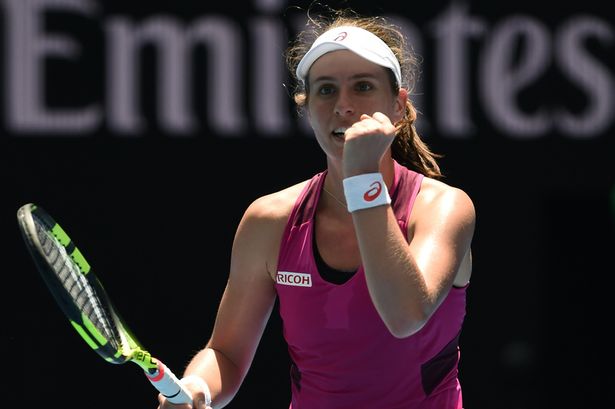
145,360,193,405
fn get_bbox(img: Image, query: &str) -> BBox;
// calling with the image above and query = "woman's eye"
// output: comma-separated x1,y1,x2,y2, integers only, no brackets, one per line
356,82,373,92
318,85,335,95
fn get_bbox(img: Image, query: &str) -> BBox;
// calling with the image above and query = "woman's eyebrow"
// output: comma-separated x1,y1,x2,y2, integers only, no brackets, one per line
311,73,380,83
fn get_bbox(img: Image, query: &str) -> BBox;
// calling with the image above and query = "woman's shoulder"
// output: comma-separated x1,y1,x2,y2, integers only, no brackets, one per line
419,176,473,202
229,179,314,282
243,179,312,225
415,176,475,221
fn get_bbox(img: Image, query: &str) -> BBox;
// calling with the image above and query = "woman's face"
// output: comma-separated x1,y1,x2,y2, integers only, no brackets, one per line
305,50,406,160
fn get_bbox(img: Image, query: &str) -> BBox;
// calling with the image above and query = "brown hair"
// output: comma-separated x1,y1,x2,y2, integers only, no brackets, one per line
285,7,443,179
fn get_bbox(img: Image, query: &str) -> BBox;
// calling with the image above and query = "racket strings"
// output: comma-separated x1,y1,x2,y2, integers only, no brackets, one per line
35,218,123,350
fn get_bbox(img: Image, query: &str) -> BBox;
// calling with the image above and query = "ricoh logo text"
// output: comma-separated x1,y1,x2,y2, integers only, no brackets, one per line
276,272,312,287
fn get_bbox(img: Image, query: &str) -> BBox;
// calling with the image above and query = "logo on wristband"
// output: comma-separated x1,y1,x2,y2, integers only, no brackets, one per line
363,181,382,202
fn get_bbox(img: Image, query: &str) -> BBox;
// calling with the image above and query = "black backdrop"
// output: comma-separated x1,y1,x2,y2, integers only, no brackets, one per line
1,0,614,408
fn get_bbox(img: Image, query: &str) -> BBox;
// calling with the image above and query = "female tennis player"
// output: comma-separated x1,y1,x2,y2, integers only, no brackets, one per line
158,7,476,409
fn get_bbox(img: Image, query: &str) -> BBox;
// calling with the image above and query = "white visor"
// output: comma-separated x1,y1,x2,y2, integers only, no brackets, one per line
296,26,402,87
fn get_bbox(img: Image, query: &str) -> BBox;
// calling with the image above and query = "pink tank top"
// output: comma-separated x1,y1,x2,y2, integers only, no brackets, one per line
275,161,466,409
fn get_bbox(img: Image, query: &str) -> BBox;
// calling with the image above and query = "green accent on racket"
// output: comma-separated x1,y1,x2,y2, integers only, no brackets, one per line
70,320,101,350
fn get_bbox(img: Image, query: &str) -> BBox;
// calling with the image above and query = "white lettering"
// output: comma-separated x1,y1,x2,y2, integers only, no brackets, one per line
4,0,101,134
555,16,614,138
250,17,290,137
481,16,551,137
1,0,613,139
432,2,486,137
106,15,246,136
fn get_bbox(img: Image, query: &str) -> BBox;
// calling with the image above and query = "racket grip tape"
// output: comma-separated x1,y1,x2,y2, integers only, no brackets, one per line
145,360,193,405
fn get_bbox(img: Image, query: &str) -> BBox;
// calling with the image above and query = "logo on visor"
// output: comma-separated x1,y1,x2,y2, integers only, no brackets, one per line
363,182,382,202
333,31,348,41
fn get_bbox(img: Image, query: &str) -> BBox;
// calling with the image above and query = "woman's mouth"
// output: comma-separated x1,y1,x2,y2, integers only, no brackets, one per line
332,127,347,140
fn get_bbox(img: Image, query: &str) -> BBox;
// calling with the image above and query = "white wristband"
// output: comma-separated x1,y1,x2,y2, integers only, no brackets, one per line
342,173,391,212
181,375,212,407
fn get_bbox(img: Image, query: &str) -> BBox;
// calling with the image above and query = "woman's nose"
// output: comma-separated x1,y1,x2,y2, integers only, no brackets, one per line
334,89,355,116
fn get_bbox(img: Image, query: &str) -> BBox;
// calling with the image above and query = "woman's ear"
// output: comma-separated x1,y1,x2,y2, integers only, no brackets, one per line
393,88,409,122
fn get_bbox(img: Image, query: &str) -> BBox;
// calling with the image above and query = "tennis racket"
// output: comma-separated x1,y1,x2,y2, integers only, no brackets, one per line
16,203,197,406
